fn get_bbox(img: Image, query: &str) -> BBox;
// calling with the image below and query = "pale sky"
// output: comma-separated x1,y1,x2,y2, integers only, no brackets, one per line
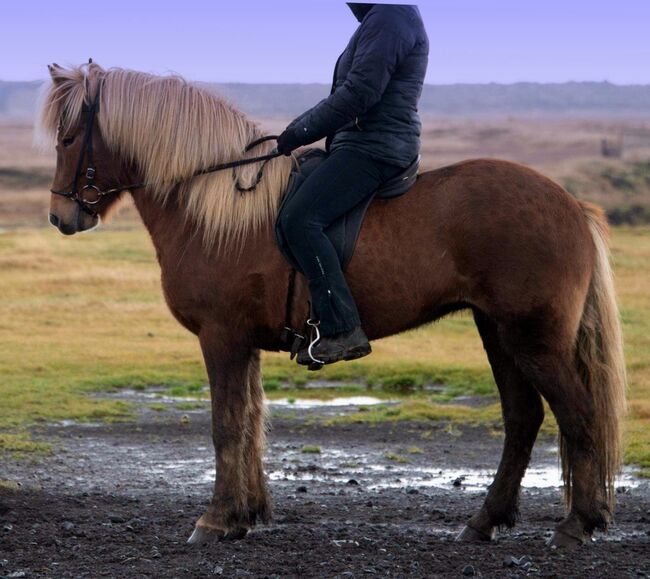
1,0,648,84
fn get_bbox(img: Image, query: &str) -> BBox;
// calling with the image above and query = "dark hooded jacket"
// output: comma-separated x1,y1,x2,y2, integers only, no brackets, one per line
285,3,428,167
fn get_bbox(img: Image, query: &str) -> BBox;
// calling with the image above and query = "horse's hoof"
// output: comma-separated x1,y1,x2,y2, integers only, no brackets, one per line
187,525,249,545
547,529,585,549
456,525,495,542
223,527,249,541
187,526,224,545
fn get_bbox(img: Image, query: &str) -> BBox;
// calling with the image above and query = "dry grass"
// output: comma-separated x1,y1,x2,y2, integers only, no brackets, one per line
0,227,648,473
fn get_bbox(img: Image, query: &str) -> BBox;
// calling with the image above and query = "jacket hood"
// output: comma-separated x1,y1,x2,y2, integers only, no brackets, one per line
346,3,419,23
346,3,375,22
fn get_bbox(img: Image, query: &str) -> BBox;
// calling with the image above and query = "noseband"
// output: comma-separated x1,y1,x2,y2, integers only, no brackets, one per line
51,82,282,217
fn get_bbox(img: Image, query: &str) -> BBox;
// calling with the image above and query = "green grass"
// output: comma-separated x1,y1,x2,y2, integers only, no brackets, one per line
386,453,410,463
0,433,52,456
300,445,321,454
1,227,650,471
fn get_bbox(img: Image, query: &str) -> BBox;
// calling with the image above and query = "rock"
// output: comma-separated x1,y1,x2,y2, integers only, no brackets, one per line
3,524,13,533
6,572,27,578
180,415,190,425
452,477,464,487
347,479,359,486
406,488,419,494
109,514,126,523
462,564,475,576
296,485,308,493
212,566,224,575
0,560,8,567
503,555,534,568
61,521,74,532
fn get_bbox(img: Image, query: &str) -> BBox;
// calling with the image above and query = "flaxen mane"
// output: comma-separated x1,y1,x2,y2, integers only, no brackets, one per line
38,63,293,249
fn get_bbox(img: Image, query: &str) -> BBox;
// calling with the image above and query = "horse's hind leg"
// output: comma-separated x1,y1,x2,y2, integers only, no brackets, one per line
457,310,545,542
498,305,619,547
516,353,612,546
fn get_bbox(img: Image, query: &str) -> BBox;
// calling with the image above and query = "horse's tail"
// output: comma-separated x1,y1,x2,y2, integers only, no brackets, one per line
566,201,627,510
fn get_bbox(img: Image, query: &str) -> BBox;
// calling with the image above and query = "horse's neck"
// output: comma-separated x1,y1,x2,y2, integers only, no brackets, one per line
129,186,277,273
130,188,193,264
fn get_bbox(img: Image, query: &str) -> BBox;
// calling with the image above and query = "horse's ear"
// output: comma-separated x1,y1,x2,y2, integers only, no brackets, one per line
47,63,63,80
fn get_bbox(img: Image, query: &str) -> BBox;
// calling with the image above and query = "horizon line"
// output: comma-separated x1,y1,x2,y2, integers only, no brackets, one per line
3,78,650,88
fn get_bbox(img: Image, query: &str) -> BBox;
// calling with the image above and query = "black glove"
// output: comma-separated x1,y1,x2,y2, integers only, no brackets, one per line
276,127,304,156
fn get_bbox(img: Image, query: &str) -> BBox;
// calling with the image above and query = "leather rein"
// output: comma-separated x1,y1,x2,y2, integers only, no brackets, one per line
50,82,282,217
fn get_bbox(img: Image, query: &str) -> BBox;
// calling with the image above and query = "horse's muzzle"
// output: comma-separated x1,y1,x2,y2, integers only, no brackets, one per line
49,212,79,235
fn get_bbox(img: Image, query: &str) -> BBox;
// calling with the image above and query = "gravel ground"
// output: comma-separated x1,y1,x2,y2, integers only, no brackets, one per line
1,397,649,578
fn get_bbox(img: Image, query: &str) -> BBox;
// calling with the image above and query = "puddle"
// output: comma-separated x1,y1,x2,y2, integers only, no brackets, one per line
265,462,639,492
100,388,389,410
184,445,642,493
100,388,207,403
268,396,388,408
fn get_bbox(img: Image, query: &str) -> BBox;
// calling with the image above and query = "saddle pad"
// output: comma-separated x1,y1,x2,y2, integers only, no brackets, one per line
275,149,418,271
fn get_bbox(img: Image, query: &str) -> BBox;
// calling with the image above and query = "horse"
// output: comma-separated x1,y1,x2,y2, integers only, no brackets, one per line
38,62,626,548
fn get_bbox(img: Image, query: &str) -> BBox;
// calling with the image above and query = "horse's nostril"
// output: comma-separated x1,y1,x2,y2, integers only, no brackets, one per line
49,213,60,227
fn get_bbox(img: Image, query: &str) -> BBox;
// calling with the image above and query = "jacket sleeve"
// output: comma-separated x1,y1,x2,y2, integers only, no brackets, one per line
287,9,416,146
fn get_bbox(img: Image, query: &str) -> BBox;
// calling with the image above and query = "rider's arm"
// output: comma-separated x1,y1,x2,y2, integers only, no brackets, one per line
278,8,416,151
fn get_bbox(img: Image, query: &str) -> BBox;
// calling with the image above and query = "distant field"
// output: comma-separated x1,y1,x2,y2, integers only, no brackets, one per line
0,227,649,474
2,117,650,227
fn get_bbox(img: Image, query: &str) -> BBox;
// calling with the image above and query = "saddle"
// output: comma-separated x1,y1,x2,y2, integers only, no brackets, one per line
274,149,419,356
275,149,419,271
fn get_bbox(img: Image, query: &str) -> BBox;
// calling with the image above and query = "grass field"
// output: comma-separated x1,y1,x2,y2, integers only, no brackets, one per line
0,226,649,473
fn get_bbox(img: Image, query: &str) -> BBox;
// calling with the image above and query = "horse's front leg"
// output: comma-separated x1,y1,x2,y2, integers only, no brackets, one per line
188,328,268,544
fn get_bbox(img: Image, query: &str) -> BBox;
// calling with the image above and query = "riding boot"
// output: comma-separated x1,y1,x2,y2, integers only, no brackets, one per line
296,326,371,367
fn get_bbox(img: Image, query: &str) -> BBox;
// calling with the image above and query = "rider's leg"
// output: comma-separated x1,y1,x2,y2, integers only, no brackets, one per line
279,148,401,347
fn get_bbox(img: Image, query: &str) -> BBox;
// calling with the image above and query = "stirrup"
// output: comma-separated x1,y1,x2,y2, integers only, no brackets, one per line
306,318,324,366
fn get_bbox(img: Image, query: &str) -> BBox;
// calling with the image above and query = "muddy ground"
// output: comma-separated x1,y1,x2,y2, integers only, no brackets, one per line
1,395,649,578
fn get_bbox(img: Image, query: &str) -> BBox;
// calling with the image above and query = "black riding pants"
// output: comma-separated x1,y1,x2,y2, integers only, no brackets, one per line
278,148,402,336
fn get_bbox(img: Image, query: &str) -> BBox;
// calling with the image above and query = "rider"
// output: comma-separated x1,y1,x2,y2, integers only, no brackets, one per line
276,3,428,366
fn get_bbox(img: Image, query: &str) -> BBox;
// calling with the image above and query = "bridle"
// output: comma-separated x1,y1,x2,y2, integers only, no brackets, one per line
50,82,283,217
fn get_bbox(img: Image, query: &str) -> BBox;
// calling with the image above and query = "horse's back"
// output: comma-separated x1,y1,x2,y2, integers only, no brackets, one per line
347,158,595,336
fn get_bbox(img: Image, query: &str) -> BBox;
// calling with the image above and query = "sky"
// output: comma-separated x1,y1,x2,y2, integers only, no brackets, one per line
1,0,648,84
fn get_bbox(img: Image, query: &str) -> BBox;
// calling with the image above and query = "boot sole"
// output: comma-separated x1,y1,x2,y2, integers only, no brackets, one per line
297,343,372,367
343,344,372,361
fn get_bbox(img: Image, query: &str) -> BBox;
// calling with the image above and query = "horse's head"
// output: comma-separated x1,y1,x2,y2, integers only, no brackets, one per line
42,63,129,235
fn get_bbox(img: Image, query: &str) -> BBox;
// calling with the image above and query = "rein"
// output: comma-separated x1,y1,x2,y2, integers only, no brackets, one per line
50,83,283,217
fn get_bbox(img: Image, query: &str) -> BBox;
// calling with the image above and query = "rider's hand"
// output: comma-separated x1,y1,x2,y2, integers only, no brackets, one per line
276,127,303,156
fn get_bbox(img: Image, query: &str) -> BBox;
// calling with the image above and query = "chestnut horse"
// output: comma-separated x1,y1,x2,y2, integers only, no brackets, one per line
39,63,626,548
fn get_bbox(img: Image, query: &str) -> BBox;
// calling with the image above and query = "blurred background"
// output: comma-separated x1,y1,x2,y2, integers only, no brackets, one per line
2,0,650,227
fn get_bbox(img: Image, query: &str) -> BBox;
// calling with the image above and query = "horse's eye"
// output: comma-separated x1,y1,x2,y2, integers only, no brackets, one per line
62,136,75,147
